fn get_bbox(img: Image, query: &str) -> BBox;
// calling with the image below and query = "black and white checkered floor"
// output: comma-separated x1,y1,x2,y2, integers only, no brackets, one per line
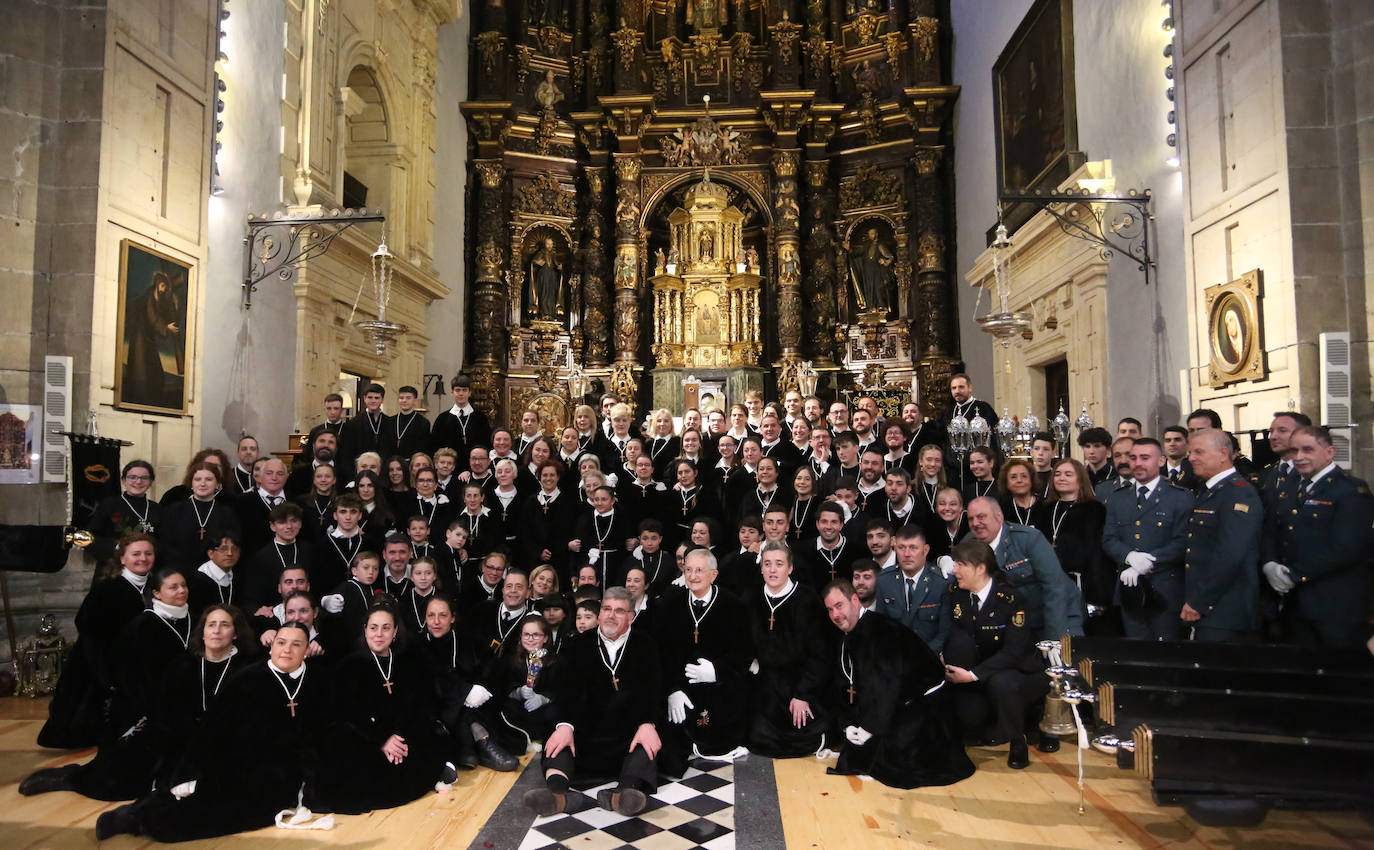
473,756,785,850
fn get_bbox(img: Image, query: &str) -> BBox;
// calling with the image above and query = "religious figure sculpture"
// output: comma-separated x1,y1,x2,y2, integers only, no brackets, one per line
527,237,566,320
655,248,667,274
698,226,715,262
745,244,759,270
849,226,895,312
534,70,564,112
687,0,723,32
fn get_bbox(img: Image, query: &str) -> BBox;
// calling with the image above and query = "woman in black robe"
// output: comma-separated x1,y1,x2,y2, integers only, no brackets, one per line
159,462,241,571
95,622,333,842
310,602,449,814
158,449,232,507
746,543,833,757
37,534,156,749
87,460,162,568
420,595,515,771
1030,458,1110,633
924,487,971,563
294,462,337,539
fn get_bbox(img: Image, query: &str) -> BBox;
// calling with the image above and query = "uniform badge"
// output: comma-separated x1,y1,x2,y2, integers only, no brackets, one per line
1012,611,1025,627
953,603,963,619
1233,503,1249,513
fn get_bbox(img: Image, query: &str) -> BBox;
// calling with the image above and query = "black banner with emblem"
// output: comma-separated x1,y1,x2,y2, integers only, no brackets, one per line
69,435,124,529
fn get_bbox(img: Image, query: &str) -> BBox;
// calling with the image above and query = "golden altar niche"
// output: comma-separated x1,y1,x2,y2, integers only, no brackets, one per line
649,172,763,370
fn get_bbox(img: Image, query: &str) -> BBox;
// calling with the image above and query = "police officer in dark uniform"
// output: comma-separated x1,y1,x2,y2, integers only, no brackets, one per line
942,539,1048,770
1181,429,1263,642
1260,426,1374,648
1101,438,1193,641
1254,411,1310,639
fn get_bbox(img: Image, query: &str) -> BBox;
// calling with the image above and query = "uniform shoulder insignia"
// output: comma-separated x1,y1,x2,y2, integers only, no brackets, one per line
1011,611,1025,627
953,602,963,619
1359,486,1370,495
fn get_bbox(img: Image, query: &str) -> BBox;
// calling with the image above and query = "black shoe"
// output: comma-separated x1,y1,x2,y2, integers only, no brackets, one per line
439,761,458,784
1037,732,1060,753
475,736,519,772
95,804,140,840
19,764,80,796
1008,739,1030,770
597,787,647,816
523,788,566,817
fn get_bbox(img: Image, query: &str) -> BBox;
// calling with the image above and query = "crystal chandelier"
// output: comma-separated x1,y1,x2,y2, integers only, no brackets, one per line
354,233,408,357
976,223,1032,346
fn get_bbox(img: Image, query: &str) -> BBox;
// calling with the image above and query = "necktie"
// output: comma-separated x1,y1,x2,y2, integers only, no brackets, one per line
905,577,915,610
692,599,706,611
1299,477,1313,497
1137,485,1148,509
972,593,981,614
1168,468,1179,483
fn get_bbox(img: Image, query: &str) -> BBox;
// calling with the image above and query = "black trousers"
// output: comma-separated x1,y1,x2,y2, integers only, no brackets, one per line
950,670,1047,743
541,742,658,794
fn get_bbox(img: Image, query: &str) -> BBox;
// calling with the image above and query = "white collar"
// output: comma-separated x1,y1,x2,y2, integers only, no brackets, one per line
876,551,896,570
1306,462,1338,485
1136,477,1160,498
764,578,796,599
1166,460,1184,471
330,525,361,538
599,627,630,662
268,659,306,680
890,496,914,516
199,561,232,586
762,438,780,449
152,598,189,619
899,564,925,583
858,479,884,495
257,486,284,501
987,527,1005,551
540,488,561,500
312,458,333,469
121,568,149,590
1205,468,1236,489
450,403,474,416
595,508,615,518
972,577,993,609
817,536,844,551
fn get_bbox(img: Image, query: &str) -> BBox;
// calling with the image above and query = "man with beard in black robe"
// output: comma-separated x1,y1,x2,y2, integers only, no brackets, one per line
746,541,833,757
822,580,974,789
524,587,665,817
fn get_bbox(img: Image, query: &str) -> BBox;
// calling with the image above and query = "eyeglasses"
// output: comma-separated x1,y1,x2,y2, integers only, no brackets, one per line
125,474,152,482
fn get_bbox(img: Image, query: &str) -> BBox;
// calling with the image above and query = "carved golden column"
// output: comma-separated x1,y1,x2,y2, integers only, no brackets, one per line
469,159,510,419
609,152,643,409
772,148,804,390
580,164,612,366
910,145,956,417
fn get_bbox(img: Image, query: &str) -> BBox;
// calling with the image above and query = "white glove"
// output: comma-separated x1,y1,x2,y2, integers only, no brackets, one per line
518,685,537,700
523,692,551,712
749,659,760,675
464,684,493,708
936,556,955,579
170,780,197,799
684,658,717,684
667,690,694,724
320,594,344,614
1263,561,1295,594
844,725,873,746
1119,565,1148,587
1124,551,1156,572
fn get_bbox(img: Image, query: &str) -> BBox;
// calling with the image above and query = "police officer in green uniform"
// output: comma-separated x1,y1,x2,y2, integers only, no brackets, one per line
1181,429,1263,642
1260,426,1374,648
965,497,1085,641
942,539,1049,770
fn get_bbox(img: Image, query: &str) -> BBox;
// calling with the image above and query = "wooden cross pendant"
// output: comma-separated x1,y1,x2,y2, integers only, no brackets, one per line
693,626,699,644
847,684,855,704
287,699,298,717
199,528,206,540
611,675,619,691
382,680,393,694
768,613,775,631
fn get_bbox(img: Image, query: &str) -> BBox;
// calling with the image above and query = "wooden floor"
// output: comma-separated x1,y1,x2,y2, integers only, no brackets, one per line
3,697,1371,849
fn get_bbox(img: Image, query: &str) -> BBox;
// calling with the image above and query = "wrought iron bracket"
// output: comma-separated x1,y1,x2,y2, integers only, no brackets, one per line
242,207,385,309
999,189,1155,285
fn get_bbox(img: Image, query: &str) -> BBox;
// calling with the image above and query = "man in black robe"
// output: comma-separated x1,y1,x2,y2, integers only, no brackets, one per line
747,541,833,757
525,587,664,817
822,580,974,789
655,548,753,773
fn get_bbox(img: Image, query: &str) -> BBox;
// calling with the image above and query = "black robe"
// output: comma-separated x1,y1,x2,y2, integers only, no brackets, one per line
187,566,244,621
429,408,491,473
37,574,147,748
544,628,664,786
653,586,753,770
383,411,432,462
519,491,577,585
830,610,975,789
477,643,558,754
746,584,833,758
131,660,333,842
310,647,444,814
572,509,632,585
159,497,242,571
87,492,162,566
243,540,314,614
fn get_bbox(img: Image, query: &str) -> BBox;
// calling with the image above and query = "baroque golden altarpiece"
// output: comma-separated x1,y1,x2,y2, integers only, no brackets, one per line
460,0,961,427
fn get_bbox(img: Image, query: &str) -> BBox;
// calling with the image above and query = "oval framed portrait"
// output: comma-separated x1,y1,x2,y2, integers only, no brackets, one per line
1204,269,1264,387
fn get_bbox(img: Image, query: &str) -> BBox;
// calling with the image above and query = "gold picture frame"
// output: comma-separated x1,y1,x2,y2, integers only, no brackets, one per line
1205,268,1264,388
115,239,194,415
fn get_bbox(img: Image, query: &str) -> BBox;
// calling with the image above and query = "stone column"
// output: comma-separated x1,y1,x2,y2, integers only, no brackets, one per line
609,152,643,410
910,145,956,417
469,159,509,419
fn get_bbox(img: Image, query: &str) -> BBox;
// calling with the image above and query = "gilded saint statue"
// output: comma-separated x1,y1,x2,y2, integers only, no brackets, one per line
698,226,715,262
849,226,895,312
534,70,564,112
526,236,566,321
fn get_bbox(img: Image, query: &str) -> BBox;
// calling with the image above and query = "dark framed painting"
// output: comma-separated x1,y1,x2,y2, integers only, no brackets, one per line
1206,269,1265,388
992,0,1082,233
115,239,192,415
